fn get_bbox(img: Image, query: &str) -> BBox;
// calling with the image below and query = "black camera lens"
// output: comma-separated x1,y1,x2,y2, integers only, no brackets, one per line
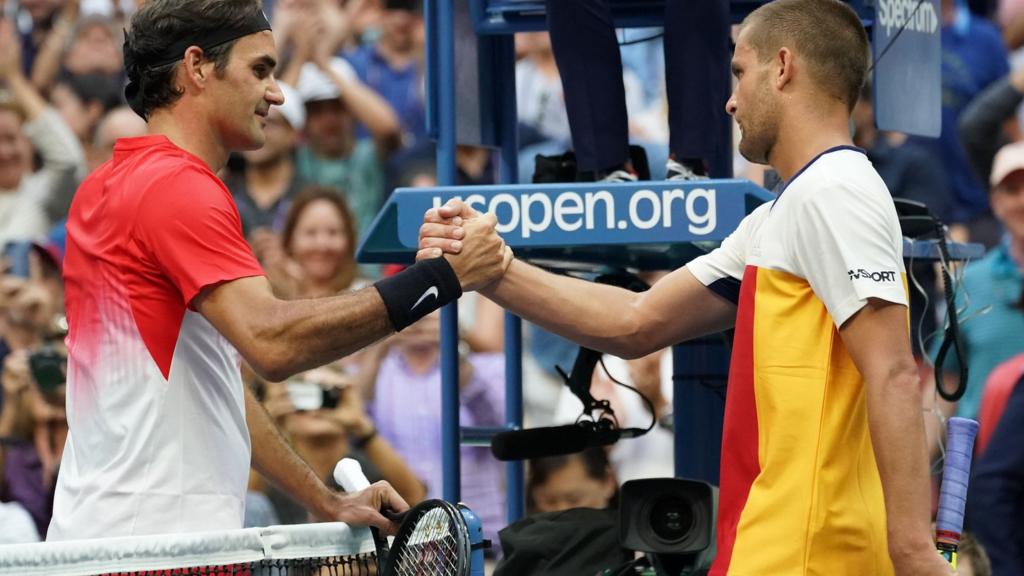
649,496,694,543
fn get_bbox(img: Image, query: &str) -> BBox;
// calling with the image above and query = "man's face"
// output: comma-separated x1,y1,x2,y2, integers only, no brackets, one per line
64,20,123,76
204,31,284,152
381,8,420,52
993,170,1024,241
0,110,26,190
726,30,780,165
241,108,297,166
304,99,352,158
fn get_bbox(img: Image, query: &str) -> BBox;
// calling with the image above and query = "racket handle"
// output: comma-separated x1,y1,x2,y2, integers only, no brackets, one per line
334,458,371,492
334,458,391,573
935,417,979,566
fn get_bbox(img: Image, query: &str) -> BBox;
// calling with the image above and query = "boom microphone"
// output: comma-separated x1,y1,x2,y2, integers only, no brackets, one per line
490,421,643,461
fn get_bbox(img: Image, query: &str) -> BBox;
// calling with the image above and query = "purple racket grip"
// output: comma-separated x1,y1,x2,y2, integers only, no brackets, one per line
935,417,979,548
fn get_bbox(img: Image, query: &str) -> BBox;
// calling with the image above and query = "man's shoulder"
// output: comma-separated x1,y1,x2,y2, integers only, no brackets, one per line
131,152,228,204
787,150,888,205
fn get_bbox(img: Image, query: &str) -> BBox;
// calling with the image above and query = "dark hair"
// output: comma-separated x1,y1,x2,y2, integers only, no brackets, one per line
743,0,869,112
281,186,359,292
526,447,618,514
123,0,264,119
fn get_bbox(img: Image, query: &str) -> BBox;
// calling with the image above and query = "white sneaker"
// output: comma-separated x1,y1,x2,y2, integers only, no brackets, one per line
666,159,708,181
600,169,638,183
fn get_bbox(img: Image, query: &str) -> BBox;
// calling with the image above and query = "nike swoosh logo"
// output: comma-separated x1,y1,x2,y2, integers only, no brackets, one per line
411,286,439,311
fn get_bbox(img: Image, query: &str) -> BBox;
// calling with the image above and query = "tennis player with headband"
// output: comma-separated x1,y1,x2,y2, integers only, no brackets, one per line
420,0,952,574
47,0,510,541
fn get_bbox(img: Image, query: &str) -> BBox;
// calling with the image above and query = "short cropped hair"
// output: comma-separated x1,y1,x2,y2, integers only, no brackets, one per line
743,0,869,112
123,0,264,119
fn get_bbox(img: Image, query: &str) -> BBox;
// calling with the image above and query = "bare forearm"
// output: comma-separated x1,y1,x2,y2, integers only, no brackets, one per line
332,70,400,143
482,260,732,358
481,260,645,356
6,74,47,121
246,388,335,519
29,23,71,92
866,372,935,556
251,286,394,381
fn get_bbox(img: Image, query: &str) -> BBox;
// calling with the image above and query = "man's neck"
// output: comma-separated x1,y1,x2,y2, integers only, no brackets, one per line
312,137,355,161
769,103,855,183
246,157,294,209
376,40,416,69
147,107,229,172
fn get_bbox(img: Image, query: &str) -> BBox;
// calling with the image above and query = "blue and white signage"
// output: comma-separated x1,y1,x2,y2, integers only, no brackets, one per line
872,0,941,137
390,181,773,248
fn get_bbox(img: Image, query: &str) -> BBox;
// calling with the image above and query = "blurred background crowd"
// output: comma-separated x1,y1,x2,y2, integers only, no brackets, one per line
0,0,1022,573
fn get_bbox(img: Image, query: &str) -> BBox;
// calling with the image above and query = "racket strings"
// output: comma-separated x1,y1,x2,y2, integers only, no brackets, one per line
393,508,462,576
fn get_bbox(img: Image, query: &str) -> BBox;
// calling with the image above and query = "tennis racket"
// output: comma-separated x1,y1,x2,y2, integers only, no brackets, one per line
935,417,980,568
334,458,472,576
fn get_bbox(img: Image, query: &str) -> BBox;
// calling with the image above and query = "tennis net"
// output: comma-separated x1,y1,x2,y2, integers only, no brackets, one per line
0,522,378,576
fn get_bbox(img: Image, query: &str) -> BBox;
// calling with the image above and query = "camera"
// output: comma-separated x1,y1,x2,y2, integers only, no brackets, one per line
619,478,718,575
29,344,67,392
286,380,343,412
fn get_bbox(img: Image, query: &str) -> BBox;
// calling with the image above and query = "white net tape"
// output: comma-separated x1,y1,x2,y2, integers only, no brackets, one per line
0,522,375,576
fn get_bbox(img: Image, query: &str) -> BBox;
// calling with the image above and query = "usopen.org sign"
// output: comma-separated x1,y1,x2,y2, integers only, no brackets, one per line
393,180,771,248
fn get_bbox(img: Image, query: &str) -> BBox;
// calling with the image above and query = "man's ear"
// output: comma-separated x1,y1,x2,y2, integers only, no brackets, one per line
776,46,795,91
180,45,211,90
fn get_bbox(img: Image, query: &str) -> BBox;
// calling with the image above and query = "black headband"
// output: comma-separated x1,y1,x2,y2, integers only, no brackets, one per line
124,10,272,118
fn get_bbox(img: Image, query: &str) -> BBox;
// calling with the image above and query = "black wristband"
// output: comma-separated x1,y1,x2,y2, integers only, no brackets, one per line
374,258,462,332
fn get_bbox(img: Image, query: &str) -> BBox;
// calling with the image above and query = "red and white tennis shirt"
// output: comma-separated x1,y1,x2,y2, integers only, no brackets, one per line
48,136,265,540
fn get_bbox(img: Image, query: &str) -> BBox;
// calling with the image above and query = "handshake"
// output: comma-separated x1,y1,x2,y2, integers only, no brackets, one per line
416,200,514,292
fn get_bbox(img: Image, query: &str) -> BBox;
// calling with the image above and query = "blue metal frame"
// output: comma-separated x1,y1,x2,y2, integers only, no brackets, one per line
435,0,462,505
470,0,874,35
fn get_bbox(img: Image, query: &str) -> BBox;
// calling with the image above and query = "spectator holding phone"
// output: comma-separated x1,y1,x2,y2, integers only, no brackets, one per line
254,365,427,525
0,253,66,539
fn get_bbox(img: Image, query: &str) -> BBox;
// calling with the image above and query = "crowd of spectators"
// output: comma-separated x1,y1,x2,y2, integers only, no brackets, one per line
0,0,1022,573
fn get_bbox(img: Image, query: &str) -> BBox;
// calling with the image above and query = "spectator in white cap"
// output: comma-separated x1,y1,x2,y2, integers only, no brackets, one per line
930,140,1024,424
224,81,308,238
285,47,401,238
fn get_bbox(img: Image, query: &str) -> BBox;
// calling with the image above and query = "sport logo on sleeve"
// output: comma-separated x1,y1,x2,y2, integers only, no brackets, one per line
847,269,898,283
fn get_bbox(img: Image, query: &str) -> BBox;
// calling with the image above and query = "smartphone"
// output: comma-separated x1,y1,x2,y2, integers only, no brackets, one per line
287,380,342,412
